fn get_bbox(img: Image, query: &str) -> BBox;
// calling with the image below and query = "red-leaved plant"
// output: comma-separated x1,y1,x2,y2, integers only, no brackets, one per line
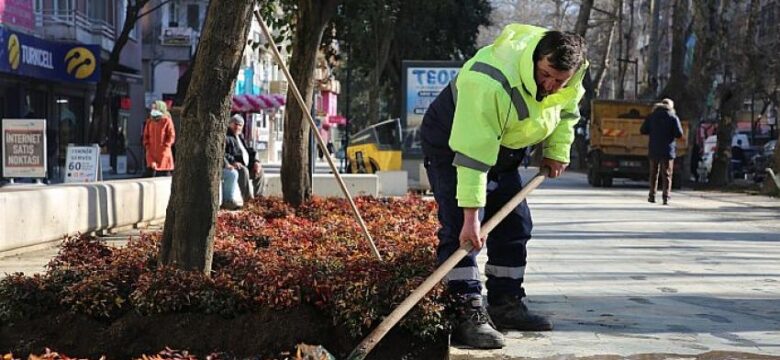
0,196,447,339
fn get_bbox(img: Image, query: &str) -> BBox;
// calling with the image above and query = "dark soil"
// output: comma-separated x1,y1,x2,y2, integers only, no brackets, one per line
0,305,448,359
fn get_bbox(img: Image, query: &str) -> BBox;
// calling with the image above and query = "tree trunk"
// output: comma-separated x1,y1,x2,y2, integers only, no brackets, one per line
574,0,594,36
367,73,382,126
663,0,722,146
710,95,735,186
367,20,395,126
770,127,780,193
174,59,195,106
159,0,254,273
615,0,626,99
88,2,144,143
709,0,759,186
386,51,403,119
659,0,688,101
281,0,340,207
646,0,662,97
625,0,635,97
595,1,621,97
764,91,780,193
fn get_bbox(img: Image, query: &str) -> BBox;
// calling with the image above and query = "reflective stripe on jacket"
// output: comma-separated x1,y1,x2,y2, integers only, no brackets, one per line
449,24,588,207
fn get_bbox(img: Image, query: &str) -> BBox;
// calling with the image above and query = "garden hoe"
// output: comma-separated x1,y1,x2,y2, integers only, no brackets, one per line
346,168,551,360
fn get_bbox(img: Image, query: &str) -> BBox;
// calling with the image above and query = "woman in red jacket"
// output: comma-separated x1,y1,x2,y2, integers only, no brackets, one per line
143,100,176,177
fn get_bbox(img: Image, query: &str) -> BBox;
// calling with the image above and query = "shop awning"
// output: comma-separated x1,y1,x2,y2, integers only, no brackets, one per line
232,94,286,113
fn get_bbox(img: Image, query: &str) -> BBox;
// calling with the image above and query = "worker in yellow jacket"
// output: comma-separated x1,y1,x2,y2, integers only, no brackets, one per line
420,24,588,348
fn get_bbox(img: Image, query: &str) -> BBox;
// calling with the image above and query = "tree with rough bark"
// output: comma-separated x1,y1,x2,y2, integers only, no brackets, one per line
278,0,341,207
645,0,662,96
771,129,780,193
593,0,620,97
706,0,761,186
343,0,400,127
88,0,172,143
570,0,596,169
655,0,772,186
614,0,636,99
655,0,728,183
574,0,595,36
159,0,255,273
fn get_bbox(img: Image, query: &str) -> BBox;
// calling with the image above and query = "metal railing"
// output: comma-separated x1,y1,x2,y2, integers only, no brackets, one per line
34,10,115,40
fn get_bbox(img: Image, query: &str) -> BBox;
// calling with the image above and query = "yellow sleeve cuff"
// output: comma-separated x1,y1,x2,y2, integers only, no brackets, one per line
456,166,487,208
543,143,571,164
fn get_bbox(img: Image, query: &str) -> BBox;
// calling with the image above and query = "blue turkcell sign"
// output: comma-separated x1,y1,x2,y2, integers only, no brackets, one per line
0,26,100,83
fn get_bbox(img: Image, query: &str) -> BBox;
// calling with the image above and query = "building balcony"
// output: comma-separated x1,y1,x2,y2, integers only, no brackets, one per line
34,10,115,52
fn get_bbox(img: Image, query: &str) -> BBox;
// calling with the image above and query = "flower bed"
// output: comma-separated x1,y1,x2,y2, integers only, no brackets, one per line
0,196,449,359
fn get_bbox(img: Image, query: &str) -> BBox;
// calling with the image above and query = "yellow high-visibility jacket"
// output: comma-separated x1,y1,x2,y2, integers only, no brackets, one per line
449,24,588,207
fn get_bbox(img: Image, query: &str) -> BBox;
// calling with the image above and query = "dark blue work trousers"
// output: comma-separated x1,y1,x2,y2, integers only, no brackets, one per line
424,152,533,303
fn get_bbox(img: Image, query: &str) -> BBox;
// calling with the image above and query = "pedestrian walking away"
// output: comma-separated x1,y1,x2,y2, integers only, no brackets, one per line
420,23,588,349
640,98,683,205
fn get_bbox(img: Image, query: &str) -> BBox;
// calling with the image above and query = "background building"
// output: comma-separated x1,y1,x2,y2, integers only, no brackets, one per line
0,0,144,181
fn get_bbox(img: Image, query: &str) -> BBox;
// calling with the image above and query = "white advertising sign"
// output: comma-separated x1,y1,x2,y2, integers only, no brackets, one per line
64,144,100,183
405,66,460,128
2,118,47,178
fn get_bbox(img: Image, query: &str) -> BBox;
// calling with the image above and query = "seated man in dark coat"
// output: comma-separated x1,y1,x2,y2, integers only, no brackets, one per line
225,114,265,202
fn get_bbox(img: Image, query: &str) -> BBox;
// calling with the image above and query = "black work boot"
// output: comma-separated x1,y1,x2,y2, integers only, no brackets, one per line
452,295,505,349
648,194,656,203
663,196,669,205
488,295,553,331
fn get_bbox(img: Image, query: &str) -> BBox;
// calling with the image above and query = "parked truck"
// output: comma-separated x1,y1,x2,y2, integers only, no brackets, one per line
587,100,689,188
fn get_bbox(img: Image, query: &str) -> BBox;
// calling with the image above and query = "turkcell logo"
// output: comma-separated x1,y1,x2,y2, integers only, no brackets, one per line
7,34,20,70
65,47,96,79
7,33,55,71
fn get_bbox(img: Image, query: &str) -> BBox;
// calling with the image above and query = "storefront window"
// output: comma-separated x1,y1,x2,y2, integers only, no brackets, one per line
87,0,113,25
52,95,84,162
24,90,47,119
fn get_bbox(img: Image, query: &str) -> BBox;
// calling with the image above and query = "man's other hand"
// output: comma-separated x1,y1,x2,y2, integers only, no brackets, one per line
252,162,261,176
460,208,485,250
542,158,568,178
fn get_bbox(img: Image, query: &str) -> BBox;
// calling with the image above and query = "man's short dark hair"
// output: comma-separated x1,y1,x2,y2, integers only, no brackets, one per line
533,31,587,71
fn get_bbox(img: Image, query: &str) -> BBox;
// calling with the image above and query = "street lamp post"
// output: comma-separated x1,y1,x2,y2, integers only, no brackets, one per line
617,57,639,100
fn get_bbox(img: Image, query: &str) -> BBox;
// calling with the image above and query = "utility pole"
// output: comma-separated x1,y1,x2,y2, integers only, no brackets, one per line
344,44,351,173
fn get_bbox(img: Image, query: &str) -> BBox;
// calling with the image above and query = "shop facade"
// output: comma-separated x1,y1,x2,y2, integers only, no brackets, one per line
0,25,99,181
